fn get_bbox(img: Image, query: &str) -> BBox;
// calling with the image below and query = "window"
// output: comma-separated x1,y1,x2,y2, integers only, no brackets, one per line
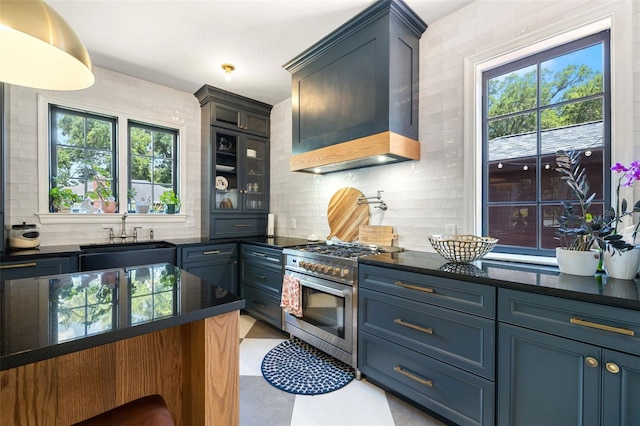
49,105,117,212
482,30,610,256
128,121,178,211
47,104,181,216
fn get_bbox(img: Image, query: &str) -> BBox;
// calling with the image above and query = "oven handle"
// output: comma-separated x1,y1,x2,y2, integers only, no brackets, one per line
286,273,347,298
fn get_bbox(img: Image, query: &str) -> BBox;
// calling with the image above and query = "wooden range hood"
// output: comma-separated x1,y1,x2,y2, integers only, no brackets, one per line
284,0,427,174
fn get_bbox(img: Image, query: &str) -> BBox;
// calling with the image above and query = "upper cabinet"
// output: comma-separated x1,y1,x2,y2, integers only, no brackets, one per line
283,0,427,174
195,85,272,239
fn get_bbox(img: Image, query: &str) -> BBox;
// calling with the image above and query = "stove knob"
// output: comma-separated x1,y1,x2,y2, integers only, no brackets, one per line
341,268,350,278
332,266,340,275
322,265,331,273
300,261,308,269
310,263,318,271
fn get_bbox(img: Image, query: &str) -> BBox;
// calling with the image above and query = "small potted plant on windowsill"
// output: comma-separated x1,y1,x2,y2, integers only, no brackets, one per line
159,190,180,214
555,150,612,276
136,196,151,214
49,187,82,212
88,180,117,213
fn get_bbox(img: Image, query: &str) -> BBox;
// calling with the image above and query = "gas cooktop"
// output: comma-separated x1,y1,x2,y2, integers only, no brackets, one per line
288,241,398,260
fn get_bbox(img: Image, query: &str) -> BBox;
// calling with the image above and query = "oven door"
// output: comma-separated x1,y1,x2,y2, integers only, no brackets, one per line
283,270,353,357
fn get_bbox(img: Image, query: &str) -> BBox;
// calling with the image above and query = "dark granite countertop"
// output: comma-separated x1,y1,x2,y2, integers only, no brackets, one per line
0,263,244,371
360,251,640,311
1,236,310,262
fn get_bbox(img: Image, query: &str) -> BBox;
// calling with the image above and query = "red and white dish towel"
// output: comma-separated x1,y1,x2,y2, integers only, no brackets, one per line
281,274,303,317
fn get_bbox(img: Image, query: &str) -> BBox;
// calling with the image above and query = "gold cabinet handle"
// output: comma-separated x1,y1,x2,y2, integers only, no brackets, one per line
0,262,37,270
394,318,433,335
570,317,635,336
394,281,434,293
606,362,620,374
234,224,252,228
585,356,599,368
202,250,221,255
393,366,433,388
256,274,267,280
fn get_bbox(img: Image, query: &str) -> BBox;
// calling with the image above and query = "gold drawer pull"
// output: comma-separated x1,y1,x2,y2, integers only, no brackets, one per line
202,250,221,255
394,281,434,293
0,262,38,270
606,362,620,374
570,317,635,336
234,224,252,228
256,274,267,280
394,318,433,335
585,357,599,368
394,366,433,388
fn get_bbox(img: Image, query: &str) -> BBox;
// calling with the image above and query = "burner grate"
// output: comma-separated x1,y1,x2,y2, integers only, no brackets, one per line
293,242,383,259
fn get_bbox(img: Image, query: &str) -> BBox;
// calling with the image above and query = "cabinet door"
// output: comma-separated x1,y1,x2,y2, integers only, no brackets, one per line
183,258,237,295
242,135,268,213
212,128,241,213
0,257,75,280
212,103,269,137
602,349,640,425
498,323,601,426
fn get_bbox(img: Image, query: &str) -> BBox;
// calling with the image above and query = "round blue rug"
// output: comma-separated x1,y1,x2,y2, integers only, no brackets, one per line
261,338,355,395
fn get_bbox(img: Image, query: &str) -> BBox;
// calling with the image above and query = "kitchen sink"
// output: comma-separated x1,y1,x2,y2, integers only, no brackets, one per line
79,241,177,271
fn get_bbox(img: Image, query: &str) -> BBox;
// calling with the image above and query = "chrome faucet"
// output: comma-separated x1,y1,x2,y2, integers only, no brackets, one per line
120,212,128,238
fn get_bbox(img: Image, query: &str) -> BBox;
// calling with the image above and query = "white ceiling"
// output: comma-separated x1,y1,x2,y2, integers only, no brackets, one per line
48,0,473,106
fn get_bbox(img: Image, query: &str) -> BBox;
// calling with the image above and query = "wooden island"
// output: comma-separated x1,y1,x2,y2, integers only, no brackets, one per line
0,264,244,425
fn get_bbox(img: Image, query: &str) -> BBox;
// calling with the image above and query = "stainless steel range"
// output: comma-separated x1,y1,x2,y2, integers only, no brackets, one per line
283,241,394,373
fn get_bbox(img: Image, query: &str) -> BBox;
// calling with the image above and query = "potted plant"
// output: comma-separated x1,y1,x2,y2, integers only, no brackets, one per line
136,196,151,213
601,160,640,279
49,187,82,212
159,190,180,214
555,150,612,276
88,179,117,213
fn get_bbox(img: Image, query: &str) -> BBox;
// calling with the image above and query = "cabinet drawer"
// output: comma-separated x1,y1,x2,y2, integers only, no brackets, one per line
181,243,237,264
211,216,266,237
359,332,494,426
0,256,75,280
241,261,282,295
241,244,282,266
241,285,282,329
359,265,495,318
498,288,640,355
360,288,494,379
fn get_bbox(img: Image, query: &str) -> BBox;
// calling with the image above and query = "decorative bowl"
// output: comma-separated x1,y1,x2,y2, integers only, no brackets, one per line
428,234,498,263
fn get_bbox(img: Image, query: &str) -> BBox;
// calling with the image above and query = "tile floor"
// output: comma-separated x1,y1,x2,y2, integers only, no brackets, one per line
239,314,448,426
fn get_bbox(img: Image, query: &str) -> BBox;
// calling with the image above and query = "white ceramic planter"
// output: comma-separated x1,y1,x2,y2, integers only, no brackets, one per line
555,248,600,276
602,248,640,280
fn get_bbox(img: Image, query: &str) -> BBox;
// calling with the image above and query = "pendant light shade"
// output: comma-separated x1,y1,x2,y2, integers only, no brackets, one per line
0,0,94,90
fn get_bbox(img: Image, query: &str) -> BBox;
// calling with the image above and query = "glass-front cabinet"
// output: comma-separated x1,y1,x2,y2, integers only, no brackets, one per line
212,128,268,214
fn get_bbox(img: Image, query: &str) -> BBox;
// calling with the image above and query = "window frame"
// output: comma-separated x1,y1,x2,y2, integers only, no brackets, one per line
36,95,188,224
481,30,611,257
462,4,634,265
128,120,180,209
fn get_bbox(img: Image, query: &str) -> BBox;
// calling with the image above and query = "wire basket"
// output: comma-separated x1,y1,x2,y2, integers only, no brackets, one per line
428,235,498,263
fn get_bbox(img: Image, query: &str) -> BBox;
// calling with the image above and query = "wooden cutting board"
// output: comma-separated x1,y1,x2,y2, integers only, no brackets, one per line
327,187,370,241
359,225,397,246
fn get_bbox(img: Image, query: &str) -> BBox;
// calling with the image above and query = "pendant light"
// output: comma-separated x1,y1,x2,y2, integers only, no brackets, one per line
0,0,94,90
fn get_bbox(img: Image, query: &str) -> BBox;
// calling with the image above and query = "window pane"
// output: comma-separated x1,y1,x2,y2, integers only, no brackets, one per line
540,44,604,106
487,65,537,118
555,149,604,202
487,205,537,247
131,127,152,156
153,131,174,159
86,118,112,149
55,113,84,146
131,155,151,181
487,112,537,160
488,159,537,202
541,203,604,249
541,121,603,156
153,159,173,184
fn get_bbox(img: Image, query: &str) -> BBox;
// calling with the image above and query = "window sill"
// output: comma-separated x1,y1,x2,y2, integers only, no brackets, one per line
36,213,188,225
482,252,558,267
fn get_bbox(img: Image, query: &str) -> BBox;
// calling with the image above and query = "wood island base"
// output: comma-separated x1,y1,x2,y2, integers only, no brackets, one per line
0,311,240,426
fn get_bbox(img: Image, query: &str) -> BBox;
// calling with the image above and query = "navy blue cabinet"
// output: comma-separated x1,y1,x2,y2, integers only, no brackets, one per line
358,264,495,426
498,288,640,425
0,256,76,280
178,243,237,295
195,85,272,239
239,244,283,329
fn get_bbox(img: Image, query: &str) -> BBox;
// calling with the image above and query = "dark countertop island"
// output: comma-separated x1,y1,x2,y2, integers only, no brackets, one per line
360,251,640,311
1,263,244,425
